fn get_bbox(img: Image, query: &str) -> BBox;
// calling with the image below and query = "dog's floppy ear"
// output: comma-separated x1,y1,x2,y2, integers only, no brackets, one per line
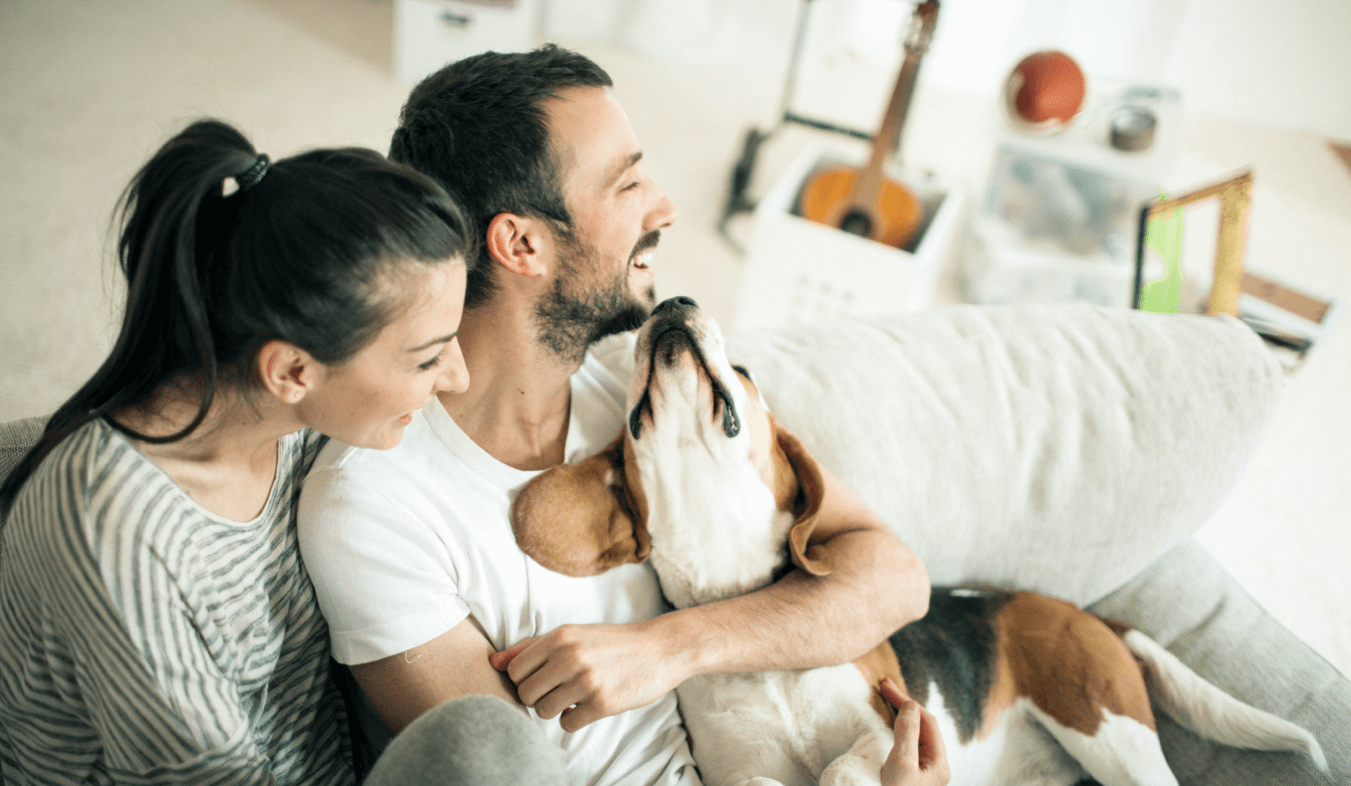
510,434,651,577
774,419,834,577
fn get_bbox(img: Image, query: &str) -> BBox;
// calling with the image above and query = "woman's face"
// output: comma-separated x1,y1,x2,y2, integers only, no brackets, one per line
300,260,469,450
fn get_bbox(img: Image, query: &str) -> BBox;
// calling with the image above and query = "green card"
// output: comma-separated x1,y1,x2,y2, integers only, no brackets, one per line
1138,205,1184,313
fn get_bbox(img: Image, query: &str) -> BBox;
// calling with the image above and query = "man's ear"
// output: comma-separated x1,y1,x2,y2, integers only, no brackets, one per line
510,435,650,577
775,420,833,578
485,212,552,277
257,339,318,405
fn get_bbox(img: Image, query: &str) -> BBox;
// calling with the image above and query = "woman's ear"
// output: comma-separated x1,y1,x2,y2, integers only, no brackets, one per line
486,212,552,277
257,340,319,404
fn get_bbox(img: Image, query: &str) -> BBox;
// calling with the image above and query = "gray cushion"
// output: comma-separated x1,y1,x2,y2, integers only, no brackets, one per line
0,415,46,487
727,303,1283,606
0,415,48,541
1089,539,1347,784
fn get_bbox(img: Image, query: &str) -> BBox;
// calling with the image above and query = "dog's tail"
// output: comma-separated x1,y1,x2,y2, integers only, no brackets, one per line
1121,630,1328,772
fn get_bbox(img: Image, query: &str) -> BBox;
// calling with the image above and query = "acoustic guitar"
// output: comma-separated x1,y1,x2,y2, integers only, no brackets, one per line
799,0,939,249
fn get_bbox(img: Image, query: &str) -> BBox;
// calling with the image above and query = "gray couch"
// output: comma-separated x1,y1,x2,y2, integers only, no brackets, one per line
2,303,1346,784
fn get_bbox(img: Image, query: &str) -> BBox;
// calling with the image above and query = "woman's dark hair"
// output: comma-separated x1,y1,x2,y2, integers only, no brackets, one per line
0,118,471,516
389,44,612,308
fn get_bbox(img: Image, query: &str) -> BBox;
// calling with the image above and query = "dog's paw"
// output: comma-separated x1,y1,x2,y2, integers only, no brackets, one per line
820,731,888,786
820,762,882,786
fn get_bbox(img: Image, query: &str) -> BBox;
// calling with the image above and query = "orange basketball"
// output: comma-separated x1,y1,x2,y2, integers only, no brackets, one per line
1005,50,1085,129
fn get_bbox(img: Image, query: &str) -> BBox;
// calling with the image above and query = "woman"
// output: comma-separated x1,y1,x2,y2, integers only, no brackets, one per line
0,119,489,785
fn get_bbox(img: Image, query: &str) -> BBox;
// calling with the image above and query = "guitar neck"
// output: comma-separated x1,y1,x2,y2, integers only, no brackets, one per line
848,54,923,208
845,1,938,212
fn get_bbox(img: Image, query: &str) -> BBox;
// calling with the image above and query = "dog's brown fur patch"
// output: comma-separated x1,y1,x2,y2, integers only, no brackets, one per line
854,643,905,725
998,593,1155,734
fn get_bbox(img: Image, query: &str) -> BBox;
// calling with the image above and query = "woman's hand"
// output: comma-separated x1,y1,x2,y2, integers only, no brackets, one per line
879,678,951,786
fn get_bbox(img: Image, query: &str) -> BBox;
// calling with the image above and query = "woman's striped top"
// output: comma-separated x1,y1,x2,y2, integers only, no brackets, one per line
0,419,354,785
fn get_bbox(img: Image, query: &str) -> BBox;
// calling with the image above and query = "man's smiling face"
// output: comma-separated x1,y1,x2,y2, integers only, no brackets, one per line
534,86,677,356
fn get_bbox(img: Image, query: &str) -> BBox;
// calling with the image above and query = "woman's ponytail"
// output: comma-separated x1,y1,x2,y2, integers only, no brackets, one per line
104,120,270,443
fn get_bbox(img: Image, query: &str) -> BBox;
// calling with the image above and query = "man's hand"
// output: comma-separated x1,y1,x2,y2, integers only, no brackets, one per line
880,678,951,786
490,620,682,732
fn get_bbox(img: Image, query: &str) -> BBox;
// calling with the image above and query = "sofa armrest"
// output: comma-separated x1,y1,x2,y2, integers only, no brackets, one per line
0,415,49,539
0,415,47,487
1088,539,1347,784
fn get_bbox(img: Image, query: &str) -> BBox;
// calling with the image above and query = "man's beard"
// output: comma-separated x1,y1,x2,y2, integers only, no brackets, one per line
533,230,659,365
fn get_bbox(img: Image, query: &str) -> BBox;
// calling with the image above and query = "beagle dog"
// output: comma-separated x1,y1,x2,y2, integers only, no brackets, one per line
511,297,1327,786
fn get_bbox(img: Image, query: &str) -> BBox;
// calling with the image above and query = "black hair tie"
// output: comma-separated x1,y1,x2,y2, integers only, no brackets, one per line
236,153,270,191
224,153,270,196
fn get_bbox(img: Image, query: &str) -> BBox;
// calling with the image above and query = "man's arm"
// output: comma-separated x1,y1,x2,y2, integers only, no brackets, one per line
296,464,532,735
498,459,929,732
353,619,525,734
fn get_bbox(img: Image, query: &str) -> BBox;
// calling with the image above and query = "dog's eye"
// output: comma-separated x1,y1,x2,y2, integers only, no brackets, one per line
731,364,752,380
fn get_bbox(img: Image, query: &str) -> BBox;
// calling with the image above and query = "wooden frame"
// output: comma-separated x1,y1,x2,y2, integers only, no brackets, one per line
1133,170,1253,315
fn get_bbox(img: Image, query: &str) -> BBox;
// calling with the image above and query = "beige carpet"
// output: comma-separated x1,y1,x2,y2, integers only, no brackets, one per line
2,0,1347,680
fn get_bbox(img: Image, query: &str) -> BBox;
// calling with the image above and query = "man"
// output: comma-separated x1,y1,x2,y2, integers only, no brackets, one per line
298,46,933,785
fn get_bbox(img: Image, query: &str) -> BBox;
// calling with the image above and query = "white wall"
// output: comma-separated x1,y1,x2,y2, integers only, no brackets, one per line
848,0,1351,139
550,0,1351,140
1177,0,1351,139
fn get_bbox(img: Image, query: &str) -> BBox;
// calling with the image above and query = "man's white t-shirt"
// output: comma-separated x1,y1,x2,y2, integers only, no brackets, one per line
297,333,699,786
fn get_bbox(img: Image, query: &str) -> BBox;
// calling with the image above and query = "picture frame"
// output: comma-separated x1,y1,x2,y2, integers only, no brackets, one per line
1133,170,1252,316
1134,169,1341,370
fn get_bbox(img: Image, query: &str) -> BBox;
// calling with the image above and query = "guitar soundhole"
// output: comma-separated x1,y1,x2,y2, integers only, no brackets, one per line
839,211,873,238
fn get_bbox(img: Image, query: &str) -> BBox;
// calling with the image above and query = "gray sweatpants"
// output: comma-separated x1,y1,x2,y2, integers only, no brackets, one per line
363,695,574,786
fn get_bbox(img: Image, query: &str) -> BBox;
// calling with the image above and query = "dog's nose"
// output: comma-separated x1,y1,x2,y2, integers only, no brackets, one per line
654,296,698,314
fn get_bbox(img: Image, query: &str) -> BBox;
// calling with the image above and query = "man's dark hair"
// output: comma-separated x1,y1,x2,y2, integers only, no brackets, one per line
390,45,613,308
